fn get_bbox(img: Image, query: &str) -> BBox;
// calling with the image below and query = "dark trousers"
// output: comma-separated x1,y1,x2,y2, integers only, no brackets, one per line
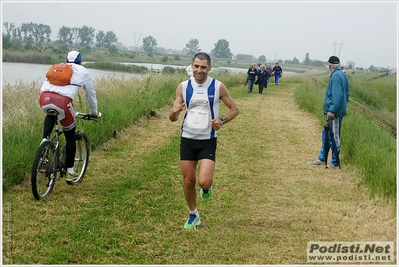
258,81,266,94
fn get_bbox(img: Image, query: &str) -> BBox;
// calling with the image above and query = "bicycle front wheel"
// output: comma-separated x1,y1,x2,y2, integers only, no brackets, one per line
69,132,89,184
31,141,57,200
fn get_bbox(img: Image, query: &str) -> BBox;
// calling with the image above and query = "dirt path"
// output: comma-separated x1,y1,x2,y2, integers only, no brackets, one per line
3,82,395,264
92,83,396,262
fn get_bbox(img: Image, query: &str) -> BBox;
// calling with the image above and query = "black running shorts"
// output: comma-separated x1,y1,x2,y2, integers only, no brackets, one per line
180,137,217,161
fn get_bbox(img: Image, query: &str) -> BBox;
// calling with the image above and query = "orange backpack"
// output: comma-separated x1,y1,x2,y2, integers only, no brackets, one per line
46,63,73,86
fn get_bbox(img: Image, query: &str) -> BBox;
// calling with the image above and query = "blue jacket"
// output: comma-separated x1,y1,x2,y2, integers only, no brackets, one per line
324,68,350,117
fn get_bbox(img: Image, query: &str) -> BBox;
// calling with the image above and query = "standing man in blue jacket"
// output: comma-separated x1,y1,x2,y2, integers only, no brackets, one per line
308,56,350,169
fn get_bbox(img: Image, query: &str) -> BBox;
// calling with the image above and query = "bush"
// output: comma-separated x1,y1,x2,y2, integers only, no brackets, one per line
162,66,175,74
161,55,168,63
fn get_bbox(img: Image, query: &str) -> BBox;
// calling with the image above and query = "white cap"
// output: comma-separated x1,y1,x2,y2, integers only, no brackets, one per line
66,51,82,63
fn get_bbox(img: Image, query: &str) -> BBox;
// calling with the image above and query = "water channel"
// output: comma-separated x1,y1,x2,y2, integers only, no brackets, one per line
2,62,294,87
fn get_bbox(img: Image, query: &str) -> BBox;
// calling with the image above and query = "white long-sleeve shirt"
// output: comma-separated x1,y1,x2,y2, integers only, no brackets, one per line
186,65,193,78
41,63,98,114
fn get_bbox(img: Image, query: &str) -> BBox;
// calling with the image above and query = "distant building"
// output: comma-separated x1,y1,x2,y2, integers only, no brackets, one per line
235,54,254,61
165,48,183,55
128,46,141,51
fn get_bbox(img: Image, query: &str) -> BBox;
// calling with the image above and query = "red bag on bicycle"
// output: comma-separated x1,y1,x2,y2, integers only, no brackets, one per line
46,63,73,86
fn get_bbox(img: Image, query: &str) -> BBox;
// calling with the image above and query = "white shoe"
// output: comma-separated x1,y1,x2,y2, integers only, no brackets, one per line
307,159,324,166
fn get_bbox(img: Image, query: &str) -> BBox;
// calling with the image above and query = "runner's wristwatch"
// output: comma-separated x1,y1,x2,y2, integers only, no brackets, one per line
220,118,225,125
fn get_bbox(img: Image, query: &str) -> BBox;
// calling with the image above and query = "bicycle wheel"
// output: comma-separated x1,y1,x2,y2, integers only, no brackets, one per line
69,132,89,184
31,141,57,200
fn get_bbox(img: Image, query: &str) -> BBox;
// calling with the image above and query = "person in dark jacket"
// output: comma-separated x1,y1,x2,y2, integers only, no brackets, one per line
265,64,273,85
246,63,257,93
256,64,268,94
308,55,350,169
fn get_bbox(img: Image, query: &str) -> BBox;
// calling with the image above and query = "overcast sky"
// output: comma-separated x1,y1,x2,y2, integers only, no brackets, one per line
2,1,398,68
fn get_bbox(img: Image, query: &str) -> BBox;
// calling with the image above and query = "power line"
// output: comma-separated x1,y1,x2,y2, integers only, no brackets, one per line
131,31,142,49
331,40,344,57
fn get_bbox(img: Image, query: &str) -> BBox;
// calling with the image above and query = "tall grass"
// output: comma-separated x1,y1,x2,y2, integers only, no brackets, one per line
343,111,396,198
294,76,396,200
2,72,246,191
347,73,396,123
2,50,55,64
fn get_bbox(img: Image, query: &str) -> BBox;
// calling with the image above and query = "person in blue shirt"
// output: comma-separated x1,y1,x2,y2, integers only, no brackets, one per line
272,62,282,85
256,63,261,74
308,56,350,169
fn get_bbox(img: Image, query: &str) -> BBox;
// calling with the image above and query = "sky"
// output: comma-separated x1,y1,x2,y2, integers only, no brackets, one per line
2,1,398,69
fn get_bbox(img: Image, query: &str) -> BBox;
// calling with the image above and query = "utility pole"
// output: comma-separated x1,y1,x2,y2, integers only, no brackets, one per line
131,31,142,50
331,40,344,57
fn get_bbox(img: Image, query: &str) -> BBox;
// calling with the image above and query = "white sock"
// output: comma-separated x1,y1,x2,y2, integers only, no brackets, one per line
190,208,199,217
67,167,74,174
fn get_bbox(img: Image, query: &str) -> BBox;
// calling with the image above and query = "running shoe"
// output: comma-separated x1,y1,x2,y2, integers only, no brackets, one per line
307,159,324,166
184,214,201,229
200,187,213,202
65,172,79,182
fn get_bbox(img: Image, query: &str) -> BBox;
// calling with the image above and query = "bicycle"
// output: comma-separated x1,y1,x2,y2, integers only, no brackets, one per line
31,110,101,200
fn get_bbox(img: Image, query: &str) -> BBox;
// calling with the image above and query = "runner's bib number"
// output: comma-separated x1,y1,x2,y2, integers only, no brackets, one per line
186,110,209,129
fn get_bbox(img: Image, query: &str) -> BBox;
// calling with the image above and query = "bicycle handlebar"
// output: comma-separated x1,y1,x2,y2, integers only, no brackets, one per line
75,112,102,121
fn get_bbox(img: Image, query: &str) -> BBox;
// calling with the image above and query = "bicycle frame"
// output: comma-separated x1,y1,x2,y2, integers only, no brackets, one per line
31,111,100,200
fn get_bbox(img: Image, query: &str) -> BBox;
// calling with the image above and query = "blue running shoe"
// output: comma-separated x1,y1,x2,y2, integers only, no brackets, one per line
184,214,201,229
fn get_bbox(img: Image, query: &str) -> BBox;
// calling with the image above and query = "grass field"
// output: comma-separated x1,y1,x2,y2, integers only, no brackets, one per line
2,74,396,264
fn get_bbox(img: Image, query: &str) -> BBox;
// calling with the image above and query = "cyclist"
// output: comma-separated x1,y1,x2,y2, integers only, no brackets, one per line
39,50,100,181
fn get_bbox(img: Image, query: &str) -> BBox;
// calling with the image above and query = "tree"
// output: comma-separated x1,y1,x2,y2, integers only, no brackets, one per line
292,57,300,64
258,55,266,63
3,22,15,37
185,39,200,56
142,35,158,53
12,27,22,39
213,39,232,58
95,30,105,47
78,25,95,46
108,44,118,55
103,31,118,48
58,26,71,44
32,23,50,43
71,27,79,45
20,23,32,41
303,52,311,65
43,24,52,43
2,33,11,49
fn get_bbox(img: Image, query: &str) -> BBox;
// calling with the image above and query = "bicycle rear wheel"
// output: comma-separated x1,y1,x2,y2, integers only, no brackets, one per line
67,132,89,184
31,141,57,200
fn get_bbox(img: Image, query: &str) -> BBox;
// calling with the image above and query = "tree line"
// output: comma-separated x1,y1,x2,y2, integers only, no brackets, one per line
0,21,338,64
3,22,117,48
3,21,234,58
3,21,391,72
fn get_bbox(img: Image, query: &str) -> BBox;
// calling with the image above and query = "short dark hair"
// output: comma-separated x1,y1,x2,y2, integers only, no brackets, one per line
192,52,211,66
